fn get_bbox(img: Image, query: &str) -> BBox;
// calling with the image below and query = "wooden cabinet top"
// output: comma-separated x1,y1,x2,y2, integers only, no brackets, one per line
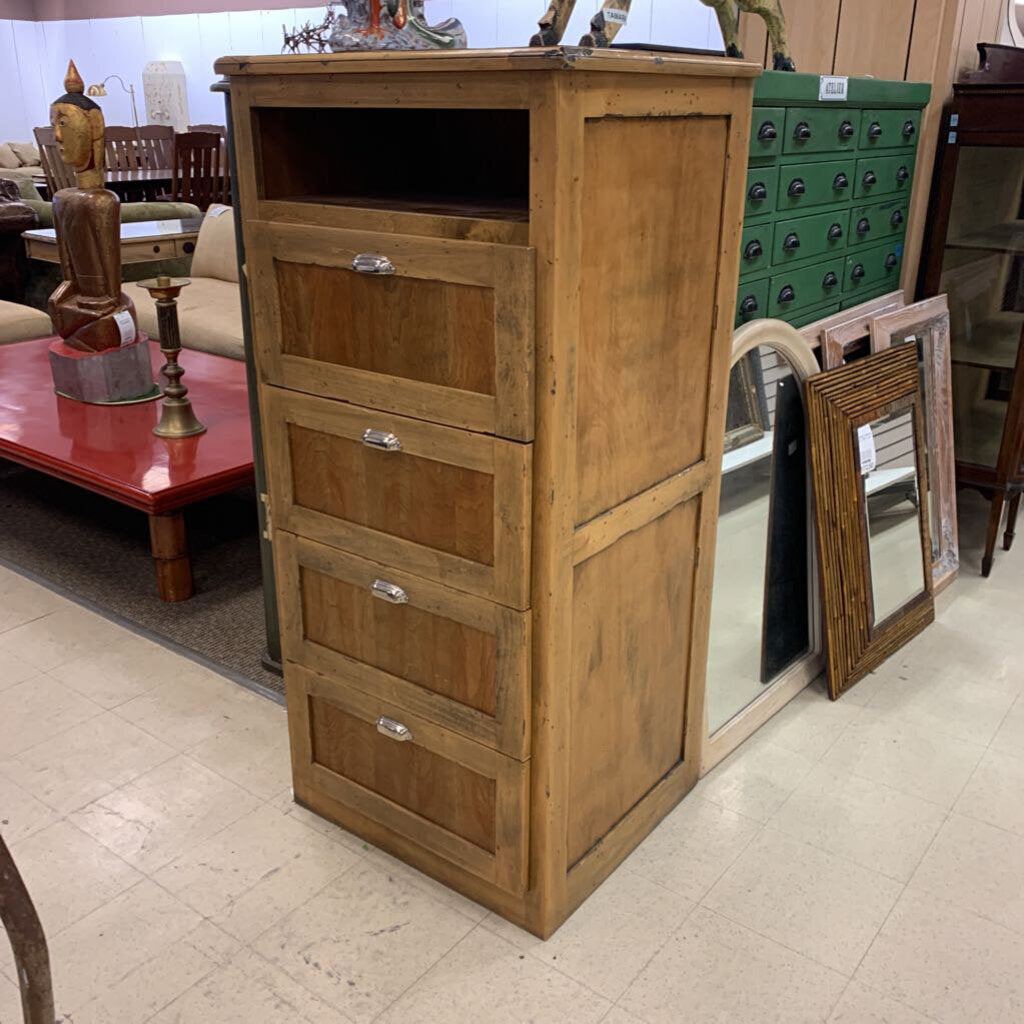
214,45,762,80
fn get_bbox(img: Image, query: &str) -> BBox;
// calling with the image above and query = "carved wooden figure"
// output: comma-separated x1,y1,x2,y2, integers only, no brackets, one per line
531,0,795,70
47,60,138,353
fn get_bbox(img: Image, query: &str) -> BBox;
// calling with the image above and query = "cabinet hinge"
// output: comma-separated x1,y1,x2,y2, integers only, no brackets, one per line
260,491,273,540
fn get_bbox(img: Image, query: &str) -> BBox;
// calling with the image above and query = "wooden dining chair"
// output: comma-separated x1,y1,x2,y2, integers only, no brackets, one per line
104,126,142,171
136,124,174,170
168,131,229,211
33,126,75,193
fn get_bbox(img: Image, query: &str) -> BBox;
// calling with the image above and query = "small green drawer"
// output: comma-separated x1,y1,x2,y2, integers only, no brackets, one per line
751,107,785,158
777,158,855,213
782,106,859,156
772,208,850,267
768,257,845,317
736,277,769,327
790,302,841,329
854,154,916,199
844,241,903,294
746,166,779,219
740,223,771,278
848,197,910,249
858,108,921,151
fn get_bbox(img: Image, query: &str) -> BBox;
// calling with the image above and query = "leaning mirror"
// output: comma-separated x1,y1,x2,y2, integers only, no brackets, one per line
704,320,822,768
806,344,935,699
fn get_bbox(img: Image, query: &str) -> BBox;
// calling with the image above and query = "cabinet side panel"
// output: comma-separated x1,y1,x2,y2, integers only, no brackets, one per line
567,498,700,867
575,114,729,524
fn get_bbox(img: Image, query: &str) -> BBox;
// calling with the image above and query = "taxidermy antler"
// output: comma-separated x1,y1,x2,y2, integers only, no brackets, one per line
531,0,795,71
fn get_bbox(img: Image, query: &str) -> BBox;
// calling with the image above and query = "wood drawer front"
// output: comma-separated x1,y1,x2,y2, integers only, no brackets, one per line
263,387,532,609
277,532,531,758
248,220,535,441
290,664,529,894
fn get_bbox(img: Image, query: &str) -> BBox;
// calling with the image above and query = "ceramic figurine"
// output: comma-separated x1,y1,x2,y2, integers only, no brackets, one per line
47,60,139,352
330,0,467,51
531,0,796,71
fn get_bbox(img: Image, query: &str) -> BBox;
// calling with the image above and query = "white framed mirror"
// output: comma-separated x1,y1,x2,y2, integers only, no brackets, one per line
702,319,824,773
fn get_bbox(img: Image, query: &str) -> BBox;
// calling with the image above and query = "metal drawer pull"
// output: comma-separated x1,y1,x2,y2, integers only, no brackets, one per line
868,122,883,139
757,121,777,141
822,271,839,289
857,217,871,235
362,428,402,451
739,295,759,315
885,253,899,270
787,178,806,197
371,579,409,604
793,121,812,141
862,171,877,187
744,240,763,261
839,119,855,139
827,223,843,241
851,263,866,280
896,166,910,183
376,716,412,742
777,285,796,304
833,173,849,191
748,182,768,202
782,232,800,252
352,253,396,275
902,120,916,137
891,210,905,227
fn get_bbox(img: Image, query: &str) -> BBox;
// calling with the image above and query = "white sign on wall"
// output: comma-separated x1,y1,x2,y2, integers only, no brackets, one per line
143,61,189,132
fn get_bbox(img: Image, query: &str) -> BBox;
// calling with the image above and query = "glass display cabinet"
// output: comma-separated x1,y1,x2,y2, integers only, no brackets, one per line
919,78,1024,576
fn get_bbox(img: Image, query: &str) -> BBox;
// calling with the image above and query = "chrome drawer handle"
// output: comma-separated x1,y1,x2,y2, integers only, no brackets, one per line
371,579,408,604
377,716,412,742
362,428,402,452
352,253,396,275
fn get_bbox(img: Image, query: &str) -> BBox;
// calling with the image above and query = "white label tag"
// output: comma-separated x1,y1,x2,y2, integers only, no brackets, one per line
207,204,229,217
819,75,848,102
948,131,957,145
950,113,959,127
858,425,877,475
603,6,628,25
113,309,136,346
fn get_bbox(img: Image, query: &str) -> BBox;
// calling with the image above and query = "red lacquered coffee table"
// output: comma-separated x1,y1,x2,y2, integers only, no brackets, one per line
0,335,254,601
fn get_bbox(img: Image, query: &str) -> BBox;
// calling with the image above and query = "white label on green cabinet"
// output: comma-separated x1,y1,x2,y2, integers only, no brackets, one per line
819,76,849,101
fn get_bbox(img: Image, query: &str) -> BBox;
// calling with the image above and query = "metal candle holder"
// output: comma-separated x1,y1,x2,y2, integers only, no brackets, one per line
137,275,206,438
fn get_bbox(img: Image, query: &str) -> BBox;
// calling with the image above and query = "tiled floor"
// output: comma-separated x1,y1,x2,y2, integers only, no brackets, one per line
1,520,1022,1023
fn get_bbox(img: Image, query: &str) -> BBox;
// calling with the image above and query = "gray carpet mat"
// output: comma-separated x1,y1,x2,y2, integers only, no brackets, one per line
0,460,283,698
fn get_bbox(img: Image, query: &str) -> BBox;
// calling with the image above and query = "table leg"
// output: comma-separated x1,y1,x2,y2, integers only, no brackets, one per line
149,511,194,601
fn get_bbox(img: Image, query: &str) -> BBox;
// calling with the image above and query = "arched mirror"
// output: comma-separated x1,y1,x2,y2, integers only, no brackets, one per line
703,320,823,771
1010,0,1024,48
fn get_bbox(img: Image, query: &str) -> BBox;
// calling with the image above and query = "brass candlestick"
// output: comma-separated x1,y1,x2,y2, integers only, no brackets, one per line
138,275,206,438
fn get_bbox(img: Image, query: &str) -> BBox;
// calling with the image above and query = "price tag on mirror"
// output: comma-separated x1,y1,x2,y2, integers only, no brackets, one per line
858,424,877,475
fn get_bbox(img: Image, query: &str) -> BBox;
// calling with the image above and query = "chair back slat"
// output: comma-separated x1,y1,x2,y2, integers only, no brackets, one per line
171,131,229,212
33,126,75,192
104,126,141,171
136,125,174,170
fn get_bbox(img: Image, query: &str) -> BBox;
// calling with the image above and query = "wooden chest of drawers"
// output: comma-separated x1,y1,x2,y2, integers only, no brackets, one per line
218,46,756,937
736,71,930,330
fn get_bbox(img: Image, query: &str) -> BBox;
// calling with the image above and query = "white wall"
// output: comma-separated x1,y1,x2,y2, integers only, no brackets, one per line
0,2,723,144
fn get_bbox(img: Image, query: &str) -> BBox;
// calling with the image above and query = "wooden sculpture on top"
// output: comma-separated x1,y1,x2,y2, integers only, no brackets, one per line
531,0,796,71
47,60,138,352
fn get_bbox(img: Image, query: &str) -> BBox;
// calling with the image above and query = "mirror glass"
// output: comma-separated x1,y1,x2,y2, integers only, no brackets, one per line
860,409,927,624
707,346,811,734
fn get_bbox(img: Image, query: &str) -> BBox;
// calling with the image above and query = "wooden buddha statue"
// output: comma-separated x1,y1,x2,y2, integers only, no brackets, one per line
47,60,138,353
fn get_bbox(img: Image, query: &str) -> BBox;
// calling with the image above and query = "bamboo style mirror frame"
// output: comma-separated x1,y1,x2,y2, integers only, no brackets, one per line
869,295,959,593
703,319,823,773
806,344,936,699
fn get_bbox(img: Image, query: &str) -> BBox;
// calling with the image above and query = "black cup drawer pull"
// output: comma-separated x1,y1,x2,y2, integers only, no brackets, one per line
833,173,849,191
891,210,905,227
739,295,759,315
758,121,778,141
862,171,877,187
788,178,806,197
782,232,801,251
857,217,871,235
749,182,768,202
868,122,883,138
793,121,812,140
744,240,764,261
885,252,899,269
827,223,843,241
851,264,866,280
839,120,855,139
823,271,839,289
777,285,796,304
896,165,910,183
903,120,916,137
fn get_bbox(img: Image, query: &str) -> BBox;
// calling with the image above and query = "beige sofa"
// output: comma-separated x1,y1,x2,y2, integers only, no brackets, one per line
0,299,51,345
124,206,244,361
